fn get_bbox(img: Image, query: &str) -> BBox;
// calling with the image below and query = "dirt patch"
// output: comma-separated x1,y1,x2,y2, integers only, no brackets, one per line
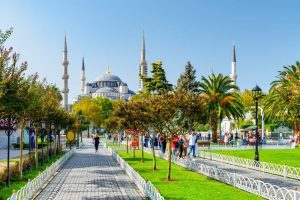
160,178,178,182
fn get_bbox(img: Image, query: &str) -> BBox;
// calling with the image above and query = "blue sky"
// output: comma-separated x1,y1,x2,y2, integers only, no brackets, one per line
1,0,300,101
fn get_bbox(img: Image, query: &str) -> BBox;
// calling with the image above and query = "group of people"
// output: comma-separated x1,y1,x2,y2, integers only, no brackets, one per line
141,132,200,158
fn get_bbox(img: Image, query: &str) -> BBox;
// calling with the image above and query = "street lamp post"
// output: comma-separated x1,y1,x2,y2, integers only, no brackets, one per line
57,125,61,153
0,116,18,186
50,123,55,159
252,85,262,163
25,120,32,172
41,120,46,165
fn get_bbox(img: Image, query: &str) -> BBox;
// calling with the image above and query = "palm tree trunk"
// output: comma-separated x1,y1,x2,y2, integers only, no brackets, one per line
167,138,172,181
211,112,218,143
19,121,24,181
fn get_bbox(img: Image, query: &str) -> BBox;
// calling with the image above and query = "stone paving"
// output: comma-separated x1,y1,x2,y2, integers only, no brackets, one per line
34,141,145,200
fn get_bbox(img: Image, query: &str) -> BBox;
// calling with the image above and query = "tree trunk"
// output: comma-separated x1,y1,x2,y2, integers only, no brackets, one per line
294,121,300,145
34,128,38,169
58,131,61,153
46,127,49,162
167,138,172,181
211,112,218,143
133,137,136,158
141,135,144,162
126,136,129,154
19,122,24,182
152,142,156,170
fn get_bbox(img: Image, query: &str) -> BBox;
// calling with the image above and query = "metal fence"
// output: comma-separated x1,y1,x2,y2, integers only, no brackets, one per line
7,148,75,200
198,151,300,181
108,147,164,200
142,147,300,200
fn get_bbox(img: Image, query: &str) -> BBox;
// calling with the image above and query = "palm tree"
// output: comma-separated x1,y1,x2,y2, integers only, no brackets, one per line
264,62,300,144
199,73,244,143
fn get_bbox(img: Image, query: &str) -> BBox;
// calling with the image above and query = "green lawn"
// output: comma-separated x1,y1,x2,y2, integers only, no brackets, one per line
117,150,262,200
209,147,300,168
0,151,66,200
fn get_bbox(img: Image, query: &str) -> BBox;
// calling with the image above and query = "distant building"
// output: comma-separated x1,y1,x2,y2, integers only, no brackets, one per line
77,65,135,101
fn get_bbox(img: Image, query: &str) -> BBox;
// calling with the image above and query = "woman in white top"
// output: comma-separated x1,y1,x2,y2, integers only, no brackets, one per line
224,133,229,147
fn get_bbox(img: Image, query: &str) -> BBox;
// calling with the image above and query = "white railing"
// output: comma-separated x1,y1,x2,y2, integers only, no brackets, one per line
108,147,164,200
198,151,300,181
142,147,300,200
7,148,75,200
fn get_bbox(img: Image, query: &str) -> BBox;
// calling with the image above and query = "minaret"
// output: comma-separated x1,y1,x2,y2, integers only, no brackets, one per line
139,32,147,90
80,57,86,94
230,43,237,85
62,34,69,111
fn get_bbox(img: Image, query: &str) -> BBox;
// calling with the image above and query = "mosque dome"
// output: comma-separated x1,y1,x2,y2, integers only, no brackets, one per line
95,73,122,82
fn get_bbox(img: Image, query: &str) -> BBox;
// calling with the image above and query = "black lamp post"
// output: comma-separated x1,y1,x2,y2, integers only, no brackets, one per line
252,85,262,162
0,116,18,186
25,120,32,172
41,120,46,165
57,125,61,153
50,123,55,159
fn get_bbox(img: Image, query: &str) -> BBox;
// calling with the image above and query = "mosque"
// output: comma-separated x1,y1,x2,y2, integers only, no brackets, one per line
61,34,148,110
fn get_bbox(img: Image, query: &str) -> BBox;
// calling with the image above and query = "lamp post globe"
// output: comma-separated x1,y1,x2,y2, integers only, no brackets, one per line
252,85,262,163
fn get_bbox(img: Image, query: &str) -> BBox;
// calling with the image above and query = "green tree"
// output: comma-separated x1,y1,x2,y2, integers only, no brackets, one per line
141,61,173,94
264,62,300,144
176,61,199,93
199,73,244,143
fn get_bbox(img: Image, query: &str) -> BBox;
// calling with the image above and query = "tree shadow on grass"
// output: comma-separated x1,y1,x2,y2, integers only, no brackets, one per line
124,157,152,162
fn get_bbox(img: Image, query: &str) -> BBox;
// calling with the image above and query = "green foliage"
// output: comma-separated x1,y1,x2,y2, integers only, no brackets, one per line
176,61,199,93
73,97,113,129
240,120,253,129
141,61,173,94
199,73,244,142
263,61,300,142
195,123,210,131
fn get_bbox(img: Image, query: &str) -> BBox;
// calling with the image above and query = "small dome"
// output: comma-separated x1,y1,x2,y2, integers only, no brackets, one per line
95,87,119,93
95,74,122,82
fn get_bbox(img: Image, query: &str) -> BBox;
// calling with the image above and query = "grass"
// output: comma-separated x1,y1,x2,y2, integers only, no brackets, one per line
209,147,300,168
116,150,262,200
0,151,66,200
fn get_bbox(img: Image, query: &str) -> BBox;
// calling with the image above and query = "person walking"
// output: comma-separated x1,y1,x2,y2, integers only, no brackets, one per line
93,132,100,152
187,132,197,158
178,135,185,158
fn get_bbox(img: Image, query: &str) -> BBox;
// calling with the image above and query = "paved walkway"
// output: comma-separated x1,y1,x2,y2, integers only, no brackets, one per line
194,157,300,191
35,141,145,200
